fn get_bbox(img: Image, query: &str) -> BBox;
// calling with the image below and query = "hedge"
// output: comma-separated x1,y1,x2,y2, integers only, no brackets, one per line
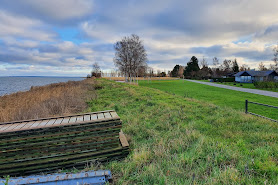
210,77,235,82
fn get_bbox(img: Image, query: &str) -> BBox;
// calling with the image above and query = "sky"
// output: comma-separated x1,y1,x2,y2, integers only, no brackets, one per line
0,0,278,77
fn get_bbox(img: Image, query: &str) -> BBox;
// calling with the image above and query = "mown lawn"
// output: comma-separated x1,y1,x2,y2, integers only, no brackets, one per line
88,79,278,184
200,81,278,93
140,80,278,120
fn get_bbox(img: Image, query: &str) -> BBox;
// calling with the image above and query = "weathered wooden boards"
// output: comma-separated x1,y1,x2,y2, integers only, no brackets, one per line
0,110,129,176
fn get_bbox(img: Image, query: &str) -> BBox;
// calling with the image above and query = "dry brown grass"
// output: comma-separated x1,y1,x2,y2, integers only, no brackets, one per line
0,78,97,123
102,77,178,81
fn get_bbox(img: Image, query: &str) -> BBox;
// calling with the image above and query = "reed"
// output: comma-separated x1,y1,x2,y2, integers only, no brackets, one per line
0,78,97,122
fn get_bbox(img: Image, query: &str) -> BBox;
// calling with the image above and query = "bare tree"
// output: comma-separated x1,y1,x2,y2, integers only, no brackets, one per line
200,57,208,69
178,66,184,78
223,59,232,72
114,34,148,82
239,64,250,71
91,62,101,78
258,62,267,71
138,65,147,77
156,69,161,77
272,43,278,71
213,57,219,66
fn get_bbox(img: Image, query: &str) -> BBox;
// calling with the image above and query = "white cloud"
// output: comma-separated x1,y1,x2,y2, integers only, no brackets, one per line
0,11,56,41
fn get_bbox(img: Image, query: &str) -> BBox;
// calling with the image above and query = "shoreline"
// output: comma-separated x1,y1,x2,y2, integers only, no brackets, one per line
0,76,84,96
0,78,96,123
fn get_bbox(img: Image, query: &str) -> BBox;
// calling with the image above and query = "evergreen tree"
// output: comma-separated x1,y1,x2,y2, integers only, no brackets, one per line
170,65,180,77
184,56,200,77
232,59,239,72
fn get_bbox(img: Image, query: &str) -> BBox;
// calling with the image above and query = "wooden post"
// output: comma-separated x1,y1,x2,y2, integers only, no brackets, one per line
245,100,248,114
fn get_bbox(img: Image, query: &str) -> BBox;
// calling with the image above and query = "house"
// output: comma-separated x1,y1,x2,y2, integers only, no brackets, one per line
234,70,278,83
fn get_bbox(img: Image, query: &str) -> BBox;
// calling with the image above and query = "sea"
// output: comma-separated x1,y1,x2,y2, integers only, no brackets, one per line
0,76,83,96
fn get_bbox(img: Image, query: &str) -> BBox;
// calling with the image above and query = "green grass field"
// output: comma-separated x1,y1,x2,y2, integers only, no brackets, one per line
88,79,278,184
140,80,278,120
200,81,278,92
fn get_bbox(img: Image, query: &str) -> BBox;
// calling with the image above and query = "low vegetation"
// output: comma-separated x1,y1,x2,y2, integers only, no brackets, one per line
254,81,278,90
210,77,235,82
89,79,277,184
102,77,178,81
0,79,96,122
207,81,278,92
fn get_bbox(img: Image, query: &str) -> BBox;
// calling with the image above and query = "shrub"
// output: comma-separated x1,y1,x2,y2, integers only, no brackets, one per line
211,77,235,82
254,81,278,89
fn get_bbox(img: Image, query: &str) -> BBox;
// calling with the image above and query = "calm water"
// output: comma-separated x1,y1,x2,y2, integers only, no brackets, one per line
0,77,83,96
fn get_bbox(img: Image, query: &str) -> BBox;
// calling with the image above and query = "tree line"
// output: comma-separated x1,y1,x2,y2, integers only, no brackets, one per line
170,44,278,79
88,34,278,80
170,56,242,79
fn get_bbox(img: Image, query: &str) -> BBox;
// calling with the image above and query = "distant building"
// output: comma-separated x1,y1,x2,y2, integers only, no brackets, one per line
234,70,278,83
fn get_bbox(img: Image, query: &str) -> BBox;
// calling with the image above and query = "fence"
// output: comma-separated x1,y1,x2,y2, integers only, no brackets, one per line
245,100,278,122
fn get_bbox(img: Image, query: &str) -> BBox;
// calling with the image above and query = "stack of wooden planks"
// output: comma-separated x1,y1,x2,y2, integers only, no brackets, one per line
0,110,129,176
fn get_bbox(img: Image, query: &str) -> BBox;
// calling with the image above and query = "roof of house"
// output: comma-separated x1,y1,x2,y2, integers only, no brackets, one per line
234,70,278,77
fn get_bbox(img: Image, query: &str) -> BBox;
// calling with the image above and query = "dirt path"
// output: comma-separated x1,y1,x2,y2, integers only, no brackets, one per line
185,79,278,98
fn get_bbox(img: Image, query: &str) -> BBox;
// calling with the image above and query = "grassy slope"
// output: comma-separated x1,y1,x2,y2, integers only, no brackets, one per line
140,80,278,120
89,79,278,184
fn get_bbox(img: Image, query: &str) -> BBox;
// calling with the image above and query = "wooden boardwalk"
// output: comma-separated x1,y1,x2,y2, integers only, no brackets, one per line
0,110,129,176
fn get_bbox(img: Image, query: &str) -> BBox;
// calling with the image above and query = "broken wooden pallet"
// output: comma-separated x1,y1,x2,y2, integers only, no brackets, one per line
0,110,129,176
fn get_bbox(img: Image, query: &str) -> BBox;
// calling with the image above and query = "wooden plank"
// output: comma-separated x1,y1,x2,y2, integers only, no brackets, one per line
0,113,120,136
60,117,70,125
0,124,13,132
90,114,97,121
83,115,91,121
1,148,127,175
21,121,41,130
1,138,120,159
1,139,120,162
104,112,112,119
15,121,32,131
0,124,122,146
68,116,77,123
1,133,119,151
54,118,64,125
76,116,84,123
0,147,124,170
43,119,56,127
110,111,119,118
97,113,105,119
119,131,129,147
4,123,22,132
0,110,115,125
0,131,120,153
0,120,121,140
29,120,48,128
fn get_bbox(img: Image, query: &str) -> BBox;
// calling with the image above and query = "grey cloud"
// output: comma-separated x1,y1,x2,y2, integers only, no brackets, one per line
234,49,274,62
38,45,59,53
0,0,94,25
190,45,223,56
